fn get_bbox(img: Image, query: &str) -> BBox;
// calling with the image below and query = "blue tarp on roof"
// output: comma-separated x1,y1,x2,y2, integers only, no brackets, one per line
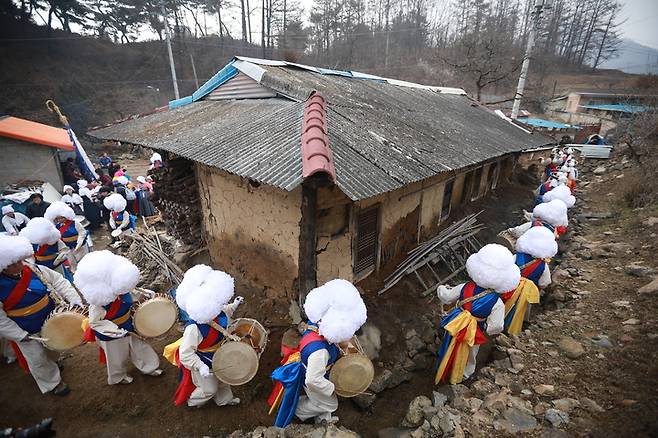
579,104,652,114
517,118,579,129
169,62,238,109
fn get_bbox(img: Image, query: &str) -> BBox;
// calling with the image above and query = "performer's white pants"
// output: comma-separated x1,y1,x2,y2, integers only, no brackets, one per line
1,338,16,361
188,368,234,407
16,339,62,393
295,390,338,421
464,345,479,379
98,336,160,385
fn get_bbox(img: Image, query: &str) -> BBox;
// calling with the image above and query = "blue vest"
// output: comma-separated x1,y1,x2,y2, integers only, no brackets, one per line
114,212,136,230
94,293,134,341
32,243,59,269
0,270,55,334
57,221,79,250
187,312,228,366
515,252,546,287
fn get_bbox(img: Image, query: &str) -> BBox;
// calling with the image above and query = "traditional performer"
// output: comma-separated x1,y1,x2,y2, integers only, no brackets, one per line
0,235,83,395
269,279,367,426
561,158,578,192
163,264,243,407
538,148,562,181
103,194,136,237
542,184,576,209
44,202,89,270
502,227,558,335
506,199,569,240
2,205,30,235
435,244,520,385
60,185,84,215
149,152,164,170
19,218,73,282
74,251,163,385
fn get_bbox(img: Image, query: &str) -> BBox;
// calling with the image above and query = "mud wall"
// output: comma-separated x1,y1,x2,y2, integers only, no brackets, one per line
315,186,353,284
196,164,302,299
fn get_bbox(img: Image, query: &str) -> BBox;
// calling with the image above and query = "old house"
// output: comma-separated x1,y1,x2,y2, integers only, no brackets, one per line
0,116,74,191
547,88,656,135
90,57,553,299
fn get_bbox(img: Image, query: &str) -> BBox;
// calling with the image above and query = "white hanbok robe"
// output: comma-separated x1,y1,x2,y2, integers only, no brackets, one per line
295,348,338,422
0,264,82,393
2,212,30,235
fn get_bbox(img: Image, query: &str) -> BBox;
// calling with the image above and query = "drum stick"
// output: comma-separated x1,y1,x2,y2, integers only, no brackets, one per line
28,336,50,343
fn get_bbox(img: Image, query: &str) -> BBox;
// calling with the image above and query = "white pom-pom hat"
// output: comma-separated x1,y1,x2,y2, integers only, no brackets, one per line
515,226,558,259
103,193,127,212
19,218,61,246
542,185,575,208
465,244,521,293
74,251,141,306
177,264,235,324
0,235,33,272
532,200,568,227
44,201,75,222
304,279,367,344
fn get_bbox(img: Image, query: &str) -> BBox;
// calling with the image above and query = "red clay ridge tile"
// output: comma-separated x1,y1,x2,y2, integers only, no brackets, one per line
301,92,336,182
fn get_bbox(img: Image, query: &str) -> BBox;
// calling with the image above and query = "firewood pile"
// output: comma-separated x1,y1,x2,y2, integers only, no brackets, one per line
149,157,202,246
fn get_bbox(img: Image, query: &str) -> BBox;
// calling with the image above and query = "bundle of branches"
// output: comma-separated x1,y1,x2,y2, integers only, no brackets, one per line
122,225,184,292
149,157,203,246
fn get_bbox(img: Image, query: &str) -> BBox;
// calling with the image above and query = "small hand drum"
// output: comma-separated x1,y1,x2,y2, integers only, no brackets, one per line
133,295,178,338
329,337,375,398
495,230,517,252
212,341,259,386
41,305,86,351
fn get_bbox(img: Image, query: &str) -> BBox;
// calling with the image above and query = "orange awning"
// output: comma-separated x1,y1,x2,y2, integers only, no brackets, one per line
0,116,74,151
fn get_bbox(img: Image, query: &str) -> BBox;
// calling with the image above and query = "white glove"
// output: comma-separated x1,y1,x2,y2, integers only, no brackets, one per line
198,363,211,377
233,296,244,306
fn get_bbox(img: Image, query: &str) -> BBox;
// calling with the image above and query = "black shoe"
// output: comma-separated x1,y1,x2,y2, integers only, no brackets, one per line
50,382,70,396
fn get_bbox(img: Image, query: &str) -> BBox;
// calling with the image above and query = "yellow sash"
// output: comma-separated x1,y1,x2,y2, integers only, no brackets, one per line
61,235,77,243
504,278,540,335
435,310,481,385
5,294,50,317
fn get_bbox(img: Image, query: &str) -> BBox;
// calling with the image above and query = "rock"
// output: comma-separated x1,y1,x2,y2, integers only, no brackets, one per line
580,397,605,413
405,329,417,340
388,365,413,389
432,391,448,408
406,336,426,356
264,427,286,438
534,401,551,415
435,384,472,405
491,357,512,370
357,323,382,360
470,379,499,397
622,318,640,326
621,399,637,406
369,370,394,393
645,217,658,227
545,409,570,427
551,290,567,302
639,277,658,294
466,397,483,412
558,337,585,359
591,335,613,348
324,426,360,438
353,393,377,410
409,353,431,371
402,396,433,428
534,384,555,396
561,373,577,384
430,410,461,435
611,300,631,308
501,406,538,432
552,398,580,413
494,372,513,387
378,427,412,438
593,166,606,174
482,389,510,414
496,334,513,348
625,263,657,277
540,429,569,438
552,269,572,282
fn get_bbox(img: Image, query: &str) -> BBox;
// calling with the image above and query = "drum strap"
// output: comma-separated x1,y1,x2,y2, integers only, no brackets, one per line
208,319,234,341
3,266,33,311
456,288,494,309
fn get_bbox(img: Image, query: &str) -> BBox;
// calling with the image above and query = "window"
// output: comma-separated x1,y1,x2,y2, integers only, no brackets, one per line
441,180,454,220
461,172,474,205
488,162,500,190
353,205,380,277
471,167,484,200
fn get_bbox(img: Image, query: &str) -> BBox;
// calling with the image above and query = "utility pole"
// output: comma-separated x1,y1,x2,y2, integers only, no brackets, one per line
511,0,549,119
161,2,180,100
190,53,199,89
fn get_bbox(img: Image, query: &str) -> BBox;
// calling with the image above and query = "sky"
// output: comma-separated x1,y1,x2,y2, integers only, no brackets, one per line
618,0,658,49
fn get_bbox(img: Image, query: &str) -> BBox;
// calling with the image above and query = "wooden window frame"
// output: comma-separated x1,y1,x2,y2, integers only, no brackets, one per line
352,203,382,281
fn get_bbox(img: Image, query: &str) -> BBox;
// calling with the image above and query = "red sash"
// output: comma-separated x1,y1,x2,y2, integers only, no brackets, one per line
3,266,33,311
457,283,487,345
173,324,222,406
35,245,49,258
521,259,543,278
58,220,74,237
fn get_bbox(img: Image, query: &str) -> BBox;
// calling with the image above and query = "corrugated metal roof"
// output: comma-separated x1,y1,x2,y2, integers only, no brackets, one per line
89,58,554,201
90,99,305,191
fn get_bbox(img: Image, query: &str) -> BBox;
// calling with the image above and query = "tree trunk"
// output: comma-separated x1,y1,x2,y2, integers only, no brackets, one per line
240,0,247,42
592,8,614,70
246,0,252,43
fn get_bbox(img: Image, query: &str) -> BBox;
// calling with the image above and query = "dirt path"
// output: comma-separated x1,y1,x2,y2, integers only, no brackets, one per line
1,152,656,437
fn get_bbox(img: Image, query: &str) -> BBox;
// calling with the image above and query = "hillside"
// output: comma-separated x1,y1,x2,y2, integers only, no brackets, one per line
600,39,658,75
